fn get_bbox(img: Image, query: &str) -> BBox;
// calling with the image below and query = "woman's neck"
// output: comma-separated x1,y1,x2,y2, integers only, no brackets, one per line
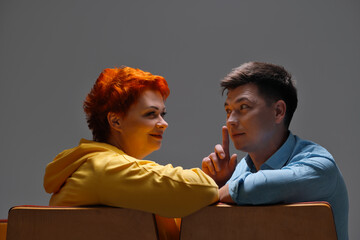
106,132,147,160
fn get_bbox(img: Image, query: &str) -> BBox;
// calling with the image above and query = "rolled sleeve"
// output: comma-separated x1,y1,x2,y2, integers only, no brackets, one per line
228,157,337,205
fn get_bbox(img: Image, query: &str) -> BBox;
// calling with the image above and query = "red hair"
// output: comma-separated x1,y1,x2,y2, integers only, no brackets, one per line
83,67,170,142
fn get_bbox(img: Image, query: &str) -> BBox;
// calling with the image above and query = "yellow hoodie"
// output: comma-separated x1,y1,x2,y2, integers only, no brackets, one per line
44,139,219,218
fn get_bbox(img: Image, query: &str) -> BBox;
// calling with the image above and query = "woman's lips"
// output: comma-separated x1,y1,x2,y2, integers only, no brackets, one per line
149,134,163,139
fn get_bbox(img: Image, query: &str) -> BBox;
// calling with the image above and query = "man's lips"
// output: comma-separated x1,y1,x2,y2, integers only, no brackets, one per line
231,132,245,138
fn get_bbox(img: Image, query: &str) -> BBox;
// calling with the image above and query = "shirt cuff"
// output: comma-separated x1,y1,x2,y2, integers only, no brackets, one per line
228,180,238,203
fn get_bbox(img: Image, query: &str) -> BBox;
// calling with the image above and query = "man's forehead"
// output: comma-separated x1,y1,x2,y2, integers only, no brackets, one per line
225,85,259,103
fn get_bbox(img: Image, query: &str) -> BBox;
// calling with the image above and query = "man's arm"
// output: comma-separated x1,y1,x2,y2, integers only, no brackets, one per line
219,184,235,203
225,158,338,205
202,126,237,187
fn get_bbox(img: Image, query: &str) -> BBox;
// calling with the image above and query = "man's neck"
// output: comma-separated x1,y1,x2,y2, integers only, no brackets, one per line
249,130,289,171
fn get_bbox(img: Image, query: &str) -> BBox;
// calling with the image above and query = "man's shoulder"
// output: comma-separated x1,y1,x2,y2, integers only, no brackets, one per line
290,135,334,164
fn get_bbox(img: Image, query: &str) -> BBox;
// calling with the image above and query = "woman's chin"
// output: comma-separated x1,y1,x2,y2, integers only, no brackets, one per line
142,144,162,158
150,139,163,149
153,143,162,151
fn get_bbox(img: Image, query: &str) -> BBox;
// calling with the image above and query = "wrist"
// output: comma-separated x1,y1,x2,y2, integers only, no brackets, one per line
219,184,235,203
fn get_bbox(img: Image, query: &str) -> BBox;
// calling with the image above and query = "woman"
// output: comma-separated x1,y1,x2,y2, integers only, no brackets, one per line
43,67,218,218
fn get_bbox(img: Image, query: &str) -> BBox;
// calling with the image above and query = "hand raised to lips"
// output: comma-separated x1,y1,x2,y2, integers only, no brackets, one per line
202,126,238,187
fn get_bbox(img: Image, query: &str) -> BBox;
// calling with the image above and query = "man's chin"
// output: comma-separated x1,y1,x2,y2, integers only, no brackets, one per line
233,143,247,152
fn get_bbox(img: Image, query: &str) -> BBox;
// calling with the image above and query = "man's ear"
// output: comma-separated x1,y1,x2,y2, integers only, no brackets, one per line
274,100,286,124
107,112,123,131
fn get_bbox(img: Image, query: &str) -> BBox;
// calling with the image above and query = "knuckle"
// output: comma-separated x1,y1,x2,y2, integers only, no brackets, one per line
209,152,217,160
202,157,210,164
214,144,223,152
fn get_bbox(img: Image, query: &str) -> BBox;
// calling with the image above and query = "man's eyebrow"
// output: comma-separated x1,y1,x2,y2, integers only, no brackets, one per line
235,97,251,103
224,97,251,107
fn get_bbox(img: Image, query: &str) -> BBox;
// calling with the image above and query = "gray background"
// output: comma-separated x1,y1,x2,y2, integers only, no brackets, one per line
1,0,359,238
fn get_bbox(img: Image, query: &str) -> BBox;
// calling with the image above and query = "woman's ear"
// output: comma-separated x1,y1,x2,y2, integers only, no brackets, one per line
107,112,122,131
274,100,286,124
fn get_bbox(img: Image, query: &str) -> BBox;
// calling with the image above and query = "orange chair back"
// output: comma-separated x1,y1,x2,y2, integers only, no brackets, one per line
180,202,337,240
6,206,159,240
0,220,7,240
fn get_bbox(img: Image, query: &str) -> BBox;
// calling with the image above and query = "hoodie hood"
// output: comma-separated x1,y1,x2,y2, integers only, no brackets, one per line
43,139,123,194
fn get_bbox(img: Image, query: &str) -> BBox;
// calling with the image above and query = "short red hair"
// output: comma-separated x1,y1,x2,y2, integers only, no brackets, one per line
83,67,170,142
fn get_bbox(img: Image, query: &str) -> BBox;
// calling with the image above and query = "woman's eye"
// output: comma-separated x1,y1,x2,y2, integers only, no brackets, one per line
145,111,157,117
161,111,167,118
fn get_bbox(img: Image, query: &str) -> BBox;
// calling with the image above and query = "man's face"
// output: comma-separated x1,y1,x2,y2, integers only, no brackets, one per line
224,84,278,154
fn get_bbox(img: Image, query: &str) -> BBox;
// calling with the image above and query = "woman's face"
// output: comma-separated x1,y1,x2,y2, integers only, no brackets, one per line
113,89,168,159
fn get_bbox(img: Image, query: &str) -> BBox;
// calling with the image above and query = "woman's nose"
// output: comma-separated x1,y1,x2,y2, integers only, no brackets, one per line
156,117,168,129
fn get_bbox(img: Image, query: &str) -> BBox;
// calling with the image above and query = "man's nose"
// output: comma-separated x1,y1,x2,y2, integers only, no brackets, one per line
227,112,238,126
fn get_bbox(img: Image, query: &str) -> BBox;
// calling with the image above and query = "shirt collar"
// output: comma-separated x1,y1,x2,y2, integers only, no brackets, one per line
245,131,296,171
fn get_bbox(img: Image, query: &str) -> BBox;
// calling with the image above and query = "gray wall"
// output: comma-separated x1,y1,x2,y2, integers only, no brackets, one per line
1,0,359,238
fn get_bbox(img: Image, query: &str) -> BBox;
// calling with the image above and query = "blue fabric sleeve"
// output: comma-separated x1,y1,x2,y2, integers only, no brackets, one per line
228,156,338,205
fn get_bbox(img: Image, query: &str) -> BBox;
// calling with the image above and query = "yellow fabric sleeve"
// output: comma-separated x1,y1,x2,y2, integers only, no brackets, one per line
47,140,218,218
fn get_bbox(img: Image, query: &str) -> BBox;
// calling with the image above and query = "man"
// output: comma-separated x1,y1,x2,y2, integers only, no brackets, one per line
202,62,348,240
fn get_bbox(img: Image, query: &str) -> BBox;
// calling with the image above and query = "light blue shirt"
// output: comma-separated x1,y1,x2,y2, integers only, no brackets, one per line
227,132,349,240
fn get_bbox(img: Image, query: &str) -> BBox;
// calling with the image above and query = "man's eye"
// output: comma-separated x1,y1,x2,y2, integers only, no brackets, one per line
240,104,249,110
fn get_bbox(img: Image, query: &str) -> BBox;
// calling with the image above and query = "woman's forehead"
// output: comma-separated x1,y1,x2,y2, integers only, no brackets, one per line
135,89,165,108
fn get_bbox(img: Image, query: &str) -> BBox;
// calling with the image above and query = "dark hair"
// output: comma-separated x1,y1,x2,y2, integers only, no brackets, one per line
221,62,298,128
83,67,170,142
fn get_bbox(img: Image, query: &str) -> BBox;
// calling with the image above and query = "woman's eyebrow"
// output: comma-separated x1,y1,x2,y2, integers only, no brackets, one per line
147,106,166,111
148,106,159,110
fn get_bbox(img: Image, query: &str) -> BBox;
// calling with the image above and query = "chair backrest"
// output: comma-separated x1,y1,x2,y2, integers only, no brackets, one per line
180,202,337,240
6,206,159,240
0,220,7,240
